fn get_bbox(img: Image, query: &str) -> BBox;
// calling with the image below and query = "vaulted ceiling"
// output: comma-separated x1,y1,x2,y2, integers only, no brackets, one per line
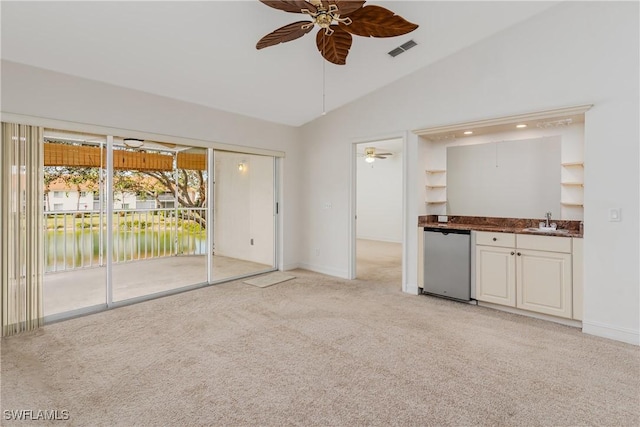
1,1,559,127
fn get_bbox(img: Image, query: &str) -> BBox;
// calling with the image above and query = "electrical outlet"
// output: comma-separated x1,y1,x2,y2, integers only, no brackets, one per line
609,208,621,222
323,202,332,209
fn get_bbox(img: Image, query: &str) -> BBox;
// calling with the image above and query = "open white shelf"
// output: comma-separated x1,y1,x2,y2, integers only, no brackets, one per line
561,162,584,219
425,170,446,214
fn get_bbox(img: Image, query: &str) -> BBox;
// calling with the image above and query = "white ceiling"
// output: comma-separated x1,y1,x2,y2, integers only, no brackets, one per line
1,1,559,127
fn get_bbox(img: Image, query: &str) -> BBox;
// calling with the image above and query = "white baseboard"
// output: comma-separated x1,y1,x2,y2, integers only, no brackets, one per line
297,262,349,279
477,302,583,328
403,283,419,295
582,320,639,345
356,236,403,244
281,263,300,271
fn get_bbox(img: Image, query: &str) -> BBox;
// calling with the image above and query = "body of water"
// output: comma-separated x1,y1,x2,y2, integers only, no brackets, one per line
45,229,206,272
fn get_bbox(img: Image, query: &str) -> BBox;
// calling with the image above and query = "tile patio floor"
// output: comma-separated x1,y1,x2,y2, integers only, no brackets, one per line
44,255,271,316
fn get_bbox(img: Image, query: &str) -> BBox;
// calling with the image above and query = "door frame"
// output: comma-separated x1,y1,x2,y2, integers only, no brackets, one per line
348,132,409,290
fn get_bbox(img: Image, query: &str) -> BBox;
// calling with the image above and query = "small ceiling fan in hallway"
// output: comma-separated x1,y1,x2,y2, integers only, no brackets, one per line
359,147,393,163
256,0,419,65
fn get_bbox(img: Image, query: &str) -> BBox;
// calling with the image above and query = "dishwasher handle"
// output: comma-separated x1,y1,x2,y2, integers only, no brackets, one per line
423,227,471,235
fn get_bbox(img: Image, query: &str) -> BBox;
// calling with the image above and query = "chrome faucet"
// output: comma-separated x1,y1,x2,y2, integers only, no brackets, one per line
545,211,552,227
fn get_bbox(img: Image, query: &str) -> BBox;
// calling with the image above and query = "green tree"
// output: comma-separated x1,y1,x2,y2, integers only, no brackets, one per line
44,145,207,227
113,169,207,228
64,167,100,210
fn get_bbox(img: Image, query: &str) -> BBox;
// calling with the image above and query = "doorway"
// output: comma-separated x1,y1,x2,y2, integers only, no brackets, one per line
354,138,403,284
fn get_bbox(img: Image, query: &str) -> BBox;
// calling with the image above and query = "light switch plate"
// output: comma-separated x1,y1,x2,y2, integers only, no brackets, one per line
609,208,621,222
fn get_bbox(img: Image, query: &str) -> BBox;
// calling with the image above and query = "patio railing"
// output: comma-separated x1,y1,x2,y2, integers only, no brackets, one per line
44,208,207,273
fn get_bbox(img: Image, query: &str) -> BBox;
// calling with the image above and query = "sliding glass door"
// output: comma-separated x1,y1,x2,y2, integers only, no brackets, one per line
212,151,276,281
41,129,277,319
111,142,208,302
43,135,107,317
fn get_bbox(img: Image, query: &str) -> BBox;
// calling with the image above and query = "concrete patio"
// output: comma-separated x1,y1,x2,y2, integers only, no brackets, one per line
44,255,272,316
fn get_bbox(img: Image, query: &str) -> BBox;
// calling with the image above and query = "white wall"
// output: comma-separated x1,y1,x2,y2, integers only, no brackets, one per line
356,148,403,243
0,60,302,271
47,190,94,211
300,2,639,344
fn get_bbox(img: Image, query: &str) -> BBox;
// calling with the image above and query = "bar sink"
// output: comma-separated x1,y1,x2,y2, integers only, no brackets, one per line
523,227,569,234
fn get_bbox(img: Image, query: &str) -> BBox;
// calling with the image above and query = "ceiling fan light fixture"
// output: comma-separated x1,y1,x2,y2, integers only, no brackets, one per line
123,138,144,148
365,156,375,163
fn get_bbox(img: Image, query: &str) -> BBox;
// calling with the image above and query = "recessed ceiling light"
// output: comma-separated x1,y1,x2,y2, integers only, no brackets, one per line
516,124,527,128
463,131,473,135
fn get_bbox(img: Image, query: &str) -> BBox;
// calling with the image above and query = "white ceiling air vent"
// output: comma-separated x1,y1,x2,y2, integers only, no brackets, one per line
388,39,418,58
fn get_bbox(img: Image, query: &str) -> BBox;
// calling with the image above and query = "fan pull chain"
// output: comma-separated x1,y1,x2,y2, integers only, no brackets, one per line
322,35,326,116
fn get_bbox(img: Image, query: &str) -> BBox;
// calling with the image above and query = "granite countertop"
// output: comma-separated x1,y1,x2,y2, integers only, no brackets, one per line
418,215,583,238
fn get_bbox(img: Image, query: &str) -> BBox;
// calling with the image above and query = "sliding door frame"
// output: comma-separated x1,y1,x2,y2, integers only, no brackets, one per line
19,113,283,324
207,148,215,283
105,135,114,307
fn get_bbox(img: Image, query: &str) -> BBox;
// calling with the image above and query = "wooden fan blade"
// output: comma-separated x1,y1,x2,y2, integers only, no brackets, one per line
316,26,352,65
259,0,317,14
376,152,393,156
374,156,387,159
338,5,418,38
321,1,366,16
257,21,314,50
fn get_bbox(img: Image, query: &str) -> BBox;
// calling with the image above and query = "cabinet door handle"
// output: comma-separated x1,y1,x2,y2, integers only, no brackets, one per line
510,251,515,255
492,237,497,241
517,252,522,256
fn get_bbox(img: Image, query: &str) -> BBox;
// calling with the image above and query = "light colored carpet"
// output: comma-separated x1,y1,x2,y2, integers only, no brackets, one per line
1,268,639,426
243,272,296,288
357,238,402,283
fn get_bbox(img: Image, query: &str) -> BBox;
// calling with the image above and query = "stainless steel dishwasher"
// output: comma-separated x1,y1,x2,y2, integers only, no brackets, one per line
423,227,471,301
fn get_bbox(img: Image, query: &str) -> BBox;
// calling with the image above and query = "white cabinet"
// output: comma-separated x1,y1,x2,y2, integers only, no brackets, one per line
476,245,516,306
516,249,572,318
417,227,424,289
572,238,584,320
475,231,575,319
475,232,516,306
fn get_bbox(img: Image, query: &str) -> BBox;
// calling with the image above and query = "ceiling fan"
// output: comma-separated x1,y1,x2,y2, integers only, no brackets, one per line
256,0,419,65
359,147,393,163
122,139,187,151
